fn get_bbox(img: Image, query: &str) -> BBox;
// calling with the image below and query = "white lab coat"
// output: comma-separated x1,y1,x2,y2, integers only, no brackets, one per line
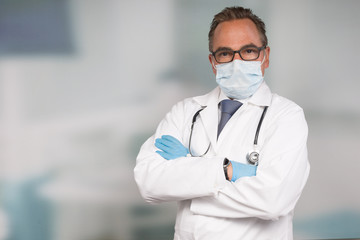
134,82,310,240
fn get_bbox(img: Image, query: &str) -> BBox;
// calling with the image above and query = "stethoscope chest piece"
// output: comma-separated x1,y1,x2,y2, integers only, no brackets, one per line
247,145,259,166
246,106,268,166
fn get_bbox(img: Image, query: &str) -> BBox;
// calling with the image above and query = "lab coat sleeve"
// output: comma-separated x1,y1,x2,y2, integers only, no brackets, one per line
134,100,227,204
190,104,310,221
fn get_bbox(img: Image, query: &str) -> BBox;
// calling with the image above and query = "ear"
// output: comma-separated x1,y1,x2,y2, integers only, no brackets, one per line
264,46,270,69
261,47,270,76
209,54,216,74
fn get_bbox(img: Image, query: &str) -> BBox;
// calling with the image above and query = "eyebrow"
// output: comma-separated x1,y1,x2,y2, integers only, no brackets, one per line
213,46,233,52
213,43,261,52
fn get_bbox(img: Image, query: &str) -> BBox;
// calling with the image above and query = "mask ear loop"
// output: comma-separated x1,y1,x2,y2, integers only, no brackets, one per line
211,55,217,70
260,48,267,65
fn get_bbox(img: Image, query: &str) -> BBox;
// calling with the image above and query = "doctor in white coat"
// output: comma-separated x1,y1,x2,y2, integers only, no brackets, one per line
134,6,310,240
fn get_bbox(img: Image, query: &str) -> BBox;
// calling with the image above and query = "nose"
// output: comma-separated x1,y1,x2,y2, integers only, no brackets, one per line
233,51,242,61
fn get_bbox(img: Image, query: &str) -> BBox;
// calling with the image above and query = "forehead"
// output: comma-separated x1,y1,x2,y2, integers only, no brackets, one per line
212,18,262,50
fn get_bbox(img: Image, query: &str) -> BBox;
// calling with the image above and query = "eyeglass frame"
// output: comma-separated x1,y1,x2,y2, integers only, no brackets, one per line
211,45,267,63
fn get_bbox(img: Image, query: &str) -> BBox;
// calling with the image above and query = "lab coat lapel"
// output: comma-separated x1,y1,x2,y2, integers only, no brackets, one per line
216,82,273,147
193,87,220,153
199,101,218,153
191,82,272,155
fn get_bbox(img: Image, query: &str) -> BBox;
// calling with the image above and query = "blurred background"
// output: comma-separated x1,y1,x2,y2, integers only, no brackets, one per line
0,0,359,239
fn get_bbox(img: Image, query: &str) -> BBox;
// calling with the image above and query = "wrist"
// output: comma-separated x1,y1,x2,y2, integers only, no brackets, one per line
230,161,258,181
228,162,233,180
223,158,233,181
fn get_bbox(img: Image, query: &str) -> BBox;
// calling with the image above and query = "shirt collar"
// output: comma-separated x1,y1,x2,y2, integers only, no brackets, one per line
193,81,272,107
247,81,272,107
218,81,272,107
218,88,247,105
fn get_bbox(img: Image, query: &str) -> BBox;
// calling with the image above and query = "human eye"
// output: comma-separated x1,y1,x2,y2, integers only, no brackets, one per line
245,48,256,54
221,52,229,56
215,50,233,62
240,47,260,60
217,50,231,57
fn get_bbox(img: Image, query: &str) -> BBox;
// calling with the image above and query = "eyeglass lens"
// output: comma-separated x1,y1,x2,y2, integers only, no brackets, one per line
214,46,262,63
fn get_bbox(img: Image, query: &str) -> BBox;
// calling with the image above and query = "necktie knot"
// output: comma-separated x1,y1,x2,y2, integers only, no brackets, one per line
218,100,242,137
220,99,242,115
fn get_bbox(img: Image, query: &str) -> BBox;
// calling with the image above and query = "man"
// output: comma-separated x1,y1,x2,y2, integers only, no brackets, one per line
134,6,310,240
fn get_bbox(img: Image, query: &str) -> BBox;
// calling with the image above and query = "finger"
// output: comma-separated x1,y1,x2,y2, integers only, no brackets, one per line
232,161,257,178
157,137,177,149
156,150,173,160
162,135,183,146
155,140,172,153
156,137,173,148
163,136,189,155
156,150,168,160
159,136,189,156
157,137,181,151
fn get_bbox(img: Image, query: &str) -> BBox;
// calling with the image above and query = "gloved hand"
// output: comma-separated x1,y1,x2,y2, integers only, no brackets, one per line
155,135,189,160
230,161,257,182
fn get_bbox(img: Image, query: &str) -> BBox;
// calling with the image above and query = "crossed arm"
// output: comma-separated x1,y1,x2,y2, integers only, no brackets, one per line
155,135,257,181
134,101,310,220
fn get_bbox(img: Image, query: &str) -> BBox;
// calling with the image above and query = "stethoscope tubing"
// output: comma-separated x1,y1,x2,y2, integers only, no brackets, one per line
188,107,210,157
188,105,268,164
254,106,268,145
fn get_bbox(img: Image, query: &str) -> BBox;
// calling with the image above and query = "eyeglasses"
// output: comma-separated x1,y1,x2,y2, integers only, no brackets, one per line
211,45,266,63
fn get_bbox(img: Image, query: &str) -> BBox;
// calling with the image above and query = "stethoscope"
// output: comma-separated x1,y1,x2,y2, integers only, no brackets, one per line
188,105,268,166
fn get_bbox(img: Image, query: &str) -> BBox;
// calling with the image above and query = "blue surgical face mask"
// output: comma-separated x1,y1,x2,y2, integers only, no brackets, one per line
215,59,264,100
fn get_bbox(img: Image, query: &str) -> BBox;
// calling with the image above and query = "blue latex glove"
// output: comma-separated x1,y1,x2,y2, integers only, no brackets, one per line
230,161,257,182
155,135,189,160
